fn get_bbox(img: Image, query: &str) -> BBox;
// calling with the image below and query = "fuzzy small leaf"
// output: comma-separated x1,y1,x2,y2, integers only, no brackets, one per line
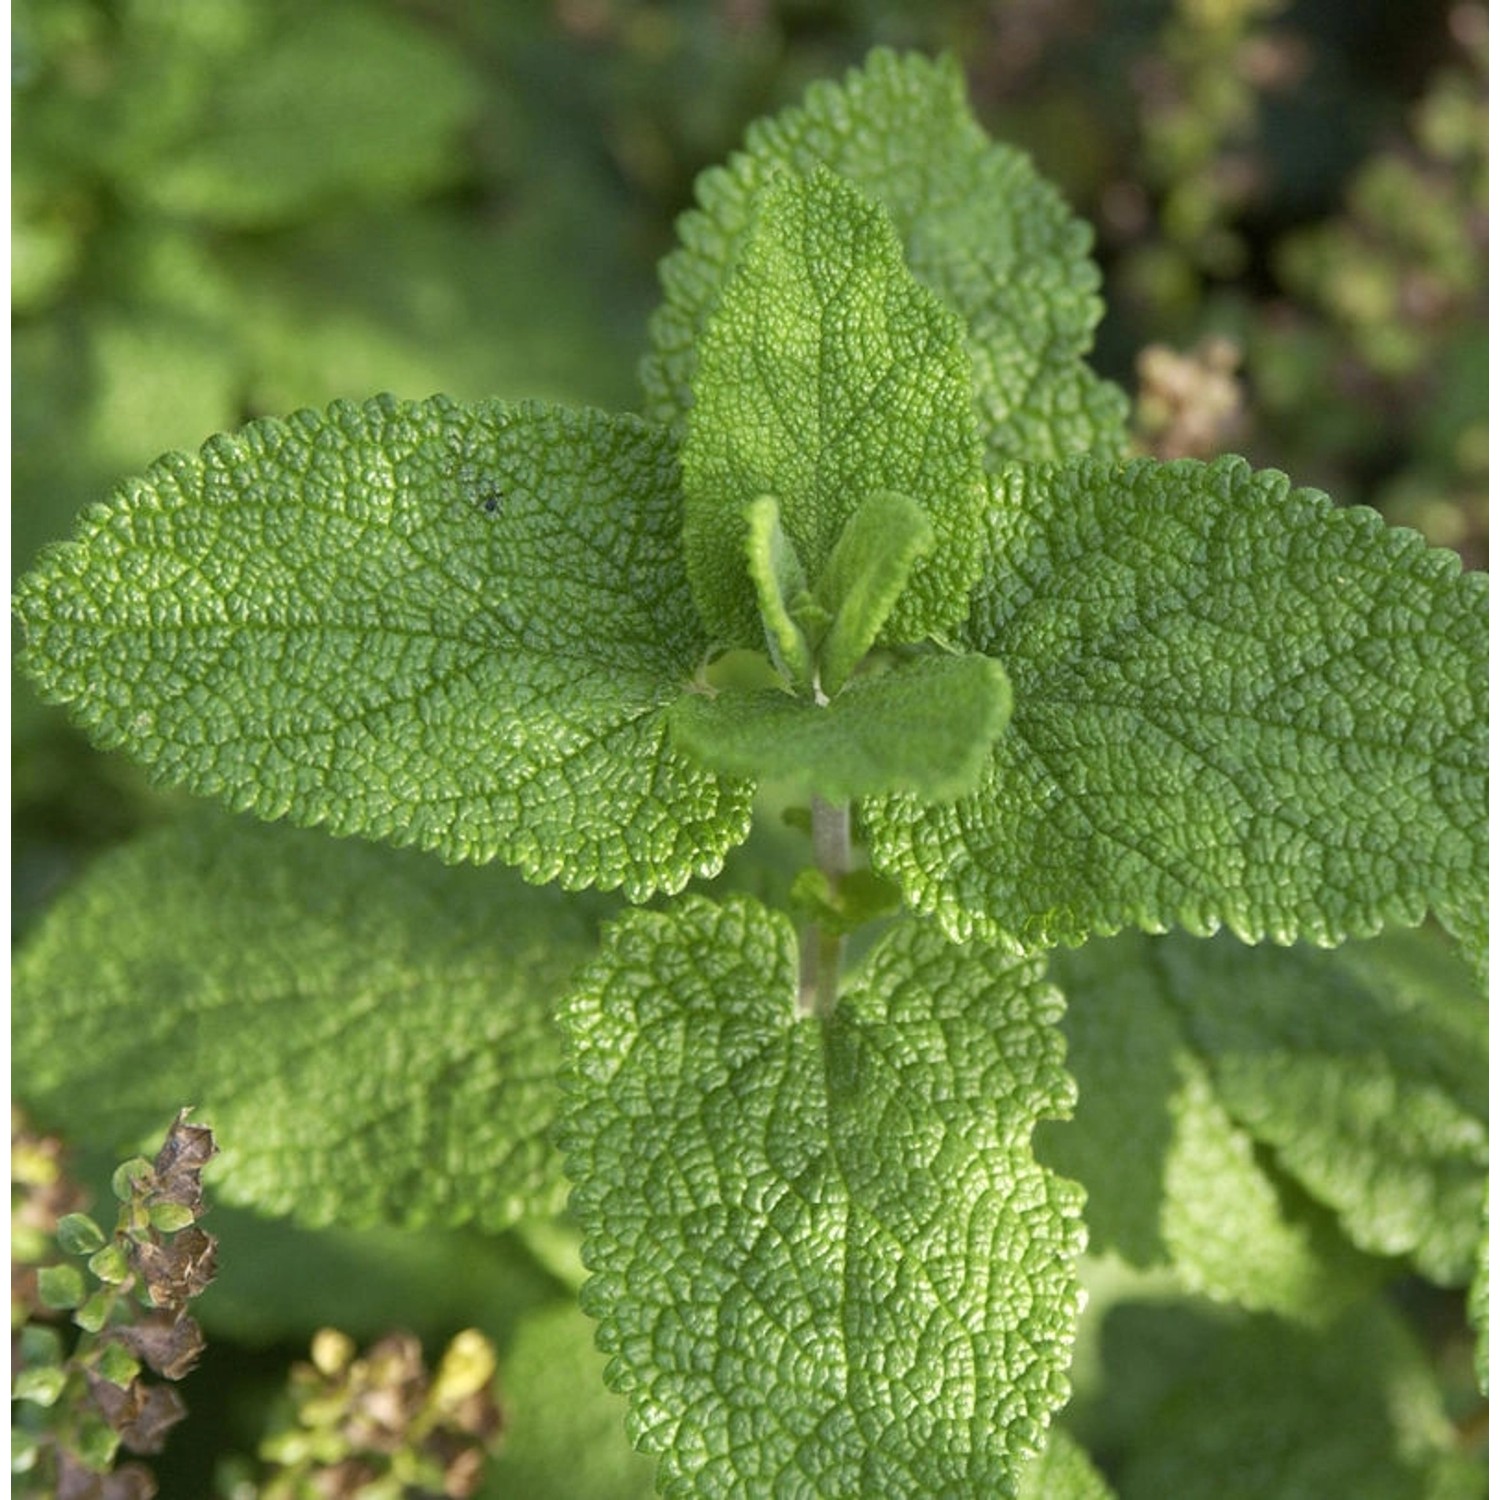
867,457,1488,951
1157,928,1488,1284
37,1263,86,1310
14,395,752,899
682,168,985,648
56,1213,108,1256
668,652,1011,802
558,896,1085,1497
643,49,1127,463
13,813,599,1231
743,495,817,688
13,1366,68,1408
816,490,935,694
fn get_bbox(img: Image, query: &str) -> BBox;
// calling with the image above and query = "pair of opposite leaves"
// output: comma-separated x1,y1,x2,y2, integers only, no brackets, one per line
14,71,1485,962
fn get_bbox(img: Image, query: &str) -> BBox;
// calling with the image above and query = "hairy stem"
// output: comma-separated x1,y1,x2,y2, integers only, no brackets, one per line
798,795,851,1018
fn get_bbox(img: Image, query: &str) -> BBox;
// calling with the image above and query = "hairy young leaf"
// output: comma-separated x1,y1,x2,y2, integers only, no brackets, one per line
866,457,1488,951
14,395,753,899
682,168,985,647
643,49,1127,464
558,896,1085,1497
815,490,936,695
668,652,1011,802
12,814,598,1230
1157,928,1488,1283
1041,934,1372,1319
743,495,818,689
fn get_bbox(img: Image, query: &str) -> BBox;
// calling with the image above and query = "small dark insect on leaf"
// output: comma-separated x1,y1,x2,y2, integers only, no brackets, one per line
481,492,503,514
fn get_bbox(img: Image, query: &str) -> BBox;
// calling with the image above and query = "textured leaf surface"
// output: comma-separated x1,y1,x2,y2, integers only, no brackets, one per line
1040,934,1371,1318
668,653,1011,801
558,896,1085,1497
14,395,752,899
643,49,1127,464
13,814,597,1230
867,457,1488,950
1158,928,1488,1283
681,168,984,647
1118,1304,1483,1500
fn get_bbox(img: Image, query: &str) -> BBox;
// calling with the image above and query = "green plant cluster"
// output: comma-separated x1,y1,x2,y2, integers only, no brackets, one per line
12,26,1488,1500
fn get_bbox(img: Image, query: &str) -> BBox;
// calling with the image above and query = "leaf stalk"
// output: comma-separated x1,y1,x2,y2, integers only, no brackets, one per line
799,794,851,1018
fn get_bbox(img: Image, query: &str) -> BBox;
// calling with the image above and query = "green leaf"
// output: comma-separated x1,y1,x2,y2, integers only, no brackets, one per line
86,1244,131,1287
74,1290,114,1333
643,49,1127,465
867,457,1488,951
102,1,482,229
1040,933,1375,1320
485,1301,658,1500
12,1365,69,1408
37,1263,86,1310
668,653,1011,801
558,896,1085,1496
1156,927,1488,1284
14,395,753,900
815,491,936,695
1116,1303,1482,1500
95,1342,141,1390
681,167,985,648
148,1203,198,1234
13,813,599,1231
55,1213,108,1256
743,495,818,688
1016,1429,1117,1500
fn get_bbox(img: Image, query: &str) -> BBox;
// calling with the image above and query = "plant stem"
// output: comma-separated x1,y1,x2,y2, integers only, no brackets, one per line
798,795,851,1019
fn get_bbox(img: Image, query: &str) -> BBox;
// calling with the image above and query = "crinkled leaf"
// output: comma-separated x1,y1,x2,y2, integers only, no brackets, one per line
643,49,1127,464
682,167,985,647
12,813,598,1231
1040,933,1373,1319
14,395,752,899
558,896,1085,1497
1157,927,1488,1284
1117,1303,1483,1500
867,457,1488,951
668,653,1011,802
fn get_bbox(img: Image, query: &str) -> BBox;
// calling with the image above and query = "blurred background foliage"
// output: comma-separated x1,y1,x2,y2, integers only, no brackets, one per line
12,1,1488,1495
